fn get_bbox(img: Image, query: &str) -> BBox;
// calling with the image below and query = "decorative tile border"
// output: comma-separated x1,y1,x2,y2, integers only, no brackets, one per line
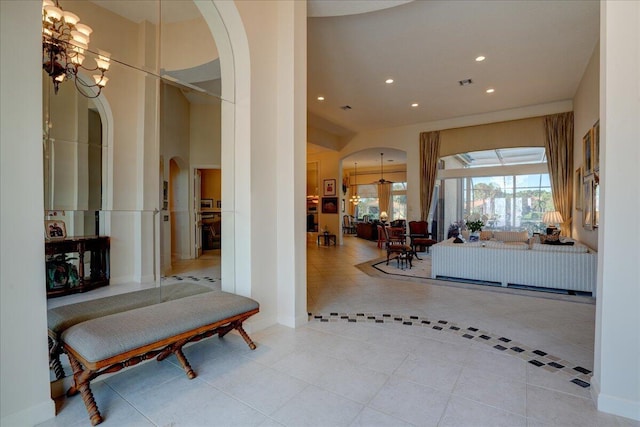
161,275,218,284
308,312,593,389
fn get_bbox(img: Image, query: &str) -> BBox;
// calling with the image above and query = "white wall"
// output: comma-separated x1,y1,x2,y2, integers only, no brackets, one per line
572,42,600,249
593,0,640,421
0,1,56,424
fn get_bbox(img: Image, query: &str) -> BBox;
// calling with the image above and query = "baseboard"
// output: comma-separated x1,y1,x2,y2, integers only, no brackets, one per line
1,399,56,426
593,380,640,421
246,315,278,333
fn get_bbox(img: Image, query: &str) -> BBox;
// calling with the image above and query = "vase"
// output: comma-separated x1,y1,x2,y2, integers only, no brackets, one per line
469,231,480,242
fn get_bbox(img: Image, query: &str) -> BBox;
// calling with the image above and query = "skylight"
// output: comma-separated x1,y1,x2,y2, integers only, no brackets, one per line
447,147,547,168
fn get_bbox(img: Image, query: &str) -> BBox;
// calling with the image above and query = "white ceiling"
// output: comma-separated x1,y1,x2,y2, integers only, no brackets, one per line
307,0,599,135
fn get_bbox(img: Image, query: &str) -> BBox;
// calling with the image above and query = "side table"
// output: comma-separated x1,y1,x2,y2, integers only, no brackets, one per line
317,233,337,246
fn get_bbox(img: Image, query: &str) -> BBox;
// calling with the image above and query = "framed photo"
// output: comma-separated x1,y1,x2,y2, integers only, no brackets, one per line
583,129,593,175
593,120,600,172
200,199,214,210
45,220,67,239
321,197,338,214
323,179,336,196
575,167,583,211
582,176,594,230
216,200,222,209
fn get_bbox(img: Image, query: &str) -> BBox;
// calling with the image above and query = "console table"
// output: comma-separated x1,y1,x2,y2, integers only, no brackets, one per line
45,236,110,298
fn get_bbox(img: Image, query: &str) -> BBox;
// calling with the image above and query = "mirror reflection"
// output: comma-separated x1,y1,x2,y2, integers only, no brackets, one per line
44,0,226,386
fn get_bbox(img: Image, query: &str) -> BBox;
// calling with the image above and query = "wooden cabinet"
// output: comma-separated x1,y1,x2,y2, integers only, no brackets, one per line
356,222,379,241
45,236,110,298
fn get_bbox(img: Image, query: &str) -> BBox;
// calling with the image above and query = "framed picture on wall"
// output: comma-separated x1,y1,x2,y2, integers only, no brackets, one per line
575,167,583,211
45,220,67,240
583,129,593,175
582,176,594,230
201,199,213,210
321,197,338,214
323,179,336,196
593,120,600,172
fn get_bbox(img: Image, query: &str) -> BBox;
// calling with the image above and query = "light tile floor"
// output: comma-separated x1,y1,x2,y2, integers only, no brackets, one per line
41,236,638,426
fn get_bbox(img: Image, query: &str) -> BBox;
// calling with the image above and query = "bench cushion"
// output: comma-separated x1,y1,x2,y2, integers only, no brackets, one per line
48,283,213,335
61,291,259,363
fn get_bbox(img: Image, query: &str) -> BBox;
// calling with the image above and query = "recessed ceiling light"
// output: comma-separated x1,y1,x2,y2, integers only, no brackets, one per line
385,78,394,84
486,88,495,93
317,96,325,101
475,56,486,62
411,103,419,107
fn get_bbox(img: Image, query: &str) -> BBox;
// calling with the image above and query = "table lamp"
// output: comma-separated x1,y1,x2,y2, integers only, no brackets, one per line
380,211,388,223
543,211,563,235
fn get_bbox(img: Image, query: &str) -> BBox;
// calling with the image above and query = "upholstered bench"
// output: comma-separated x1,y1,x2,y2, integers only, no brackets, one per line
47,283,213,379
61,291,259,426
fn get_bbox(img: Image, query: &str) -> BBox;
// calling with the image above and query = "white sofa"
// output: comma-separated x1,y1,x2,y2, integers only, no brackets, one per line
431,235,597,296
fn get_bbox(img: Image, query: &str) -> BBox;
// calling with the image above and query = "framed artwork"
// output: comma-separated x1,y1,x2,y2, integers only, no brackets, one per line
575,167,583,211
323,179,336,196
200,199,214,210
321,197,338,214
593,120,600,172
216,200,222,209
45,220,67,239
583,129,593,176
341,199,345,213
582,176,594,230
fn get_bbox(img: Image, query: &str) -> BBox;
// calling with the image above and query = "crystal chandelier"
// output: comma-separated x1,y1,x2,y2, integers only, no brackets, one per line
349,162,361,206
42,0,110,98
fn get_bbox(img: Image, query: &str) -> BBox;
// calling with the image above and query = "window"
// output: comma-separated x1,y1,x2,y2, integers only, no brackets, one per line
391,182,407,220
355,184,378,220
438,148,554,236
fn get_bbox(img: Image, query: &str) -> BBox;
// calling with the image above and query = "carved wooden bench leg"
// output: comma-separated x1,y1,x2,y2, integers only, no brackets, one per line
67,353,103,426
234,323,257,350
49,336,66,380
173,347,196,379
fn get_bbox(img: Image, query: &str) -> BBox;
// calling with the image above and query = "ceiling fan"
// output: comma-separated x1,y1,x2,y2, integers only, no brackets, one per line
375,152,394,184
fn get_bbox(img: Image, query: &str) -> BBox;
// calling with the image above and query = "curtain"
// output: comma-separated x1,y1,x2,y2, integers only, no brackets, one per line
348,185,356,217
419,131,441,222
377,182,391,217
543,112,574,237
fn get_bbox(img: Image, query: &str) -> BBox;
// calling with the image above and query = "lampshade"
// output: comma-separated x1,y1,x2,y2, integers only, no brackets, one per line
380,211,388,222
543,211,563,225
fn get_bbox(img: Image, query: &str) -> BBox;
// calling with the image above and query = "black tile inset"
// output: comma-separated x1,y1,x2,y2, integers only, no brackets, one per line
468,327,479,332
314,315,322,319
494,345,507,351
320,319,328,322
511,347,525,353
403,321,413,326
330,312,338,316
573,366,592,375
410,316,419,320
450,326,460,331
548,362,565,369
479,335,491,340
383,314,391,317
529,360,544,367
348,319,357,323
462,334,474,339
499,337,511,343
375,319,384,323
367,316,375,320
533,350,547,357
421,320,431,325
438,320,448,324
571,378,591,388
432,325,443,330
394,317,403,322
341,315,348,319
357,313,365,316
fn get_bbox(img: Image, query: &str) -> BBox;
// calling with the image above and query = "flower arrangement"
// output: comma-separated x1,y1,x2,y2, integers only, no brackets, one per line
465,213,488,233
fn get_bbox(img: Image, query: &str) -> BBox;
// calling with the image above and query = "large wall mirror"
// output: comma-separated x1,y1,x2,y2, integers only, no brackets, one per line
45,0,226,386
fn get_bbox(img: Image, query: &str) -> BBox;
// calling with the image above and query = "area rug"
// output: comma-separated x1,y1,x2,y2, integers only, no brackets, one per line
356,253,595,304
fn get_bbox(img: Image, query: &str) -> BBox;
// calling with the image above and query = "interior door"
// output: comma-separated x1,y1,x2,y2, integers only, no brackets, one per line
194,169,203,257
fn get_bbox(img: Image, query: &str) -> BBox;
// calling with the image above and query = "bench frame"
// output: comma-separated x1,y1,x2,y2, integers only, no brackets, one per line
63,308,259,426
